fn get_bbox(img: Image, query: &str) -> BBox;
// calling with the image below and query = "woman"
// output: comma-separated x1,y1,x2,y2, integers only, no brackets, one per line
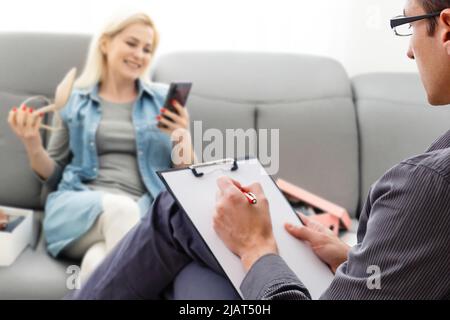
7,12,195,284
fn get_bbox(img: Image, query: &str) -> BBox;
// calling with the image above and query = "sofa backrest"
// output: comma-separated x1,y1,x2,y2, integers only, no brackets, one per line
0,33,90,209
352,73,450,211
0,33,90,97
3,33,448,220
153,52,360,217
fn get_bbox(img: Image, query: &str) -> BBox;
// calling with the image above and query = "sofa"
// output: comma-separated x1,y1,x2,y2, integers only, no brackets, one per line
0,33,449,299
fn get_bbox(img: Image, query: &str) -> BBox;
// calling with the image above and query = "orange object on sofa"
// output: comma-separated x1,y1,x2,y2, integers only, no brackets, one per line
276,179,352,235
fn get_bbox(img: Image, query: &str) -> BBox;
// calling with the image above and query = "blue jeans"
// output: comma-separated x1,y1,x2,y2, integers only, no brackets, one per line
67,191,240,300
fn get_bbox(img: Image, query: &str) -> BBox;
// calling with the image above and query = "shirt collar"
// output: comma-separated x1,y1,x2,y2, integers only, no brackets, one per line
80,79,155,103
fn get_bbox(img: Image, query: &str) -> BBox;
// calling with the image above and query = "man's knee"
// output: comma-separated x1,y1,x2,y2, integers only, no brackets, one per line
151,190,179,216
140,190,179,230
171,262,240,300
157,190,176,206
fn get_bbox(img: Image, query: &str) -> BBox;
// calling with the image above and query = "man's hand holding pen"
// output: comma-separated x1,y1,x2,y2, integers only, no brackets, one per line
213,176,278,272
213,176,350,274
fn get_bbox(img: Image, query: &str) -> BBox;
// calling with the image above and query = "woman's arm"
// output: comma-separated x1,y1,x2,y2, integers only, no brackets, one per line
32,114,71,182
26,143,56,180
45,116,71,172
38,116,71,191
8,105,56,180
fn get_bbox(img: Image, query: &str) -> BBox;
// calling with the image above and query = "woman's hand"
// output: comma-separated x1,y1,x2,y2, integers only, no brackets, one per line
7,104,55,180
285,214,350,273
0,209,8,230
157,100,196,167
156,100,190,136
7,104,44,152
213,176,278,272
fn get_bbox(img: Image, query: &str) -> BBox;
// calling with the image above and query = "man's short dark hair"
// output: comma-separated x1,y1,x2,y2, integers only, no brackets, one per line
418,0,450,35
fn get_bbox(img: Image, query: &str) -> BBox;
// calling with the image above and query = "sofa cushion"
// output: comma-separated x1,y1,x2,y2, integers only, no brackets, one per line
0,92,48,209
184,95,257,160
252,55,359,217
353,73,450,210
152,52,360,218
152,52,280,160
0,33,90,98
0,227,72,299
258,98,359,218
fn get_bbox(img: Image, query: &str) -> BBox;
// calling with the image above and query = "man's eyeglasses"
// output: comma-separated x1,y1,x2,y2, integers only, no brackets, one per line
390,12,442,36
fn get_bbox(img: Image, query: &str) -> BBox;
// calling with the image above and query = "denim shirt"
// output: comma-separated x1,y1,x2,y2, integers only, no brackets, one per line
48,80,172,197
42,80,172,257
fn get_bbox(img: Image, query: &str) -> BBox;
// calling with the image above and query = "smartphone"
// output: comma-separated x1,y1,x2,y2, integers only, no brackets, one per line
159,82,192,126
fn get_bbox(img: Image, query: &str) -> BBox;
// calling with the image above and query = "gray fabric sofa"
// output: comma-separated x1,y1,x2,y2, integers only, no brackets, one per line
1,33,449,299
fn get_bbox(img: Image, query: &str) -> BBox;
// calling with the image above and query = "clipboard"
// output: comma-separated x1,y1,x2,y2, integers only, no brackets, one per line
157,158,334,299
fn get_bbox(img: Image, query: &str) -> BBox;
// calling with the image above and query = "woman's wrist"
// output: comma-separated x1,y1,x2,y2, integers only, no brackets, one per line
24,144,55,180
24,141,45,161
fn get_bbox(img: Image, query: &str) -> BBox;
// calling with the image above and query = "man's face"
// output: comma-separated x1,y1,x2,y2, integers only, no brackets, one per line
406,0,450,105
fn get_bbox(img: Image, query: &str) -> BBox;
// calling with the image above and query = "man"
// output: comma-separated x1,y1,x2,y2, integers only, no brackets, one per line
70,0,450,300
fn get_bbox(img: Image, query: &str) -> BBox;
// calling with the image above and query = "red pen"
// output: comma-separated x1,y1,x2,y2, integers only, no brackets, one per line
240,189,257,205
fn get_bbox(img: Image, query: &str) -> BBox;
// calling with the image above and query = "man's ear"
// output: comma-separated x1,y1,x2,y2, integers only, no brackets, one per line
439,9,450,56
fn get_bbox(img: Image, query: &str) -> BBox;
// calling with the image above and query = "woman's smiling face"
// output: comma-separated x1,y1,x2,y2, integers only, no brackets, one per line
101,22,154,83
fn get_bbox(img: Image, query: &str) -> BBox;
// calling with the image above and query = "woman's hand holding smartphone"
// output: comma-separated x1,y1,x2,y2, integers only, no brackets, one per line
156,82,192,135
156,99,190,135
156,82,197,167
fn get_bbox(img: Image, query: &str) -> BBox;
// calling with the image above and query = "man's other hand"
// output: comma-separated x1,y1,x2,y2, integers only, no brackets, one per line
285,214,350,273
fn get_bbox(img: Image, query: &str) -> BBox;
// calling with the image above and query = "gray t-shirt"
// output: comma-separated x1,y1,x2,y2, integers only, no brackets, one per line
47,99,146,201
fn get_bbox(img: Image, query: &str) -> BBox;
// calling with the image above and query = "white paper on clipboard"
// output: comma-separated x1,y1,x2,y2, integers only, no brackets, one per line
158,158,334,299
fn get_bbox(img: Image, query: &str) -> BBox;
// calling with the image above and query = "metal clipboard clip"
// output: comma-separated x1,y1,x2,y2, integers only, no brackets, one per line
189,158,238,177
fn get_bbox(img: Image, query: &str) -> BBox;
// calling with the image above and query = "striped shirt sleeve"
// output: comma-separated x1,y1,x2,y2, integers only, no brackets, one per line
323,162,450,299
241,159,450,300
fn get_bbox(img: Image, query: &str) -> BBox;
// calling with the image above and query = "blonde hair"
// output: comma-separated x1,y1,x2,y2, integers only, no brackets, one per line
74,12,159,89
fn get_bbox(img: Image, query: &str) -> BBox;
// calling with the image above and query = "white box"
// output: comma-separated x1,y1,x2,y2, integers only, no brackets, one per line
0,206,33,267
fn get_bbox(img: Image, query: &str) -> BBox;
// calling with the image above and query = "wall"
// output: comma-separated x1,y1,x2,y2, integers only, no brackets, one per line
0,0,416,76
